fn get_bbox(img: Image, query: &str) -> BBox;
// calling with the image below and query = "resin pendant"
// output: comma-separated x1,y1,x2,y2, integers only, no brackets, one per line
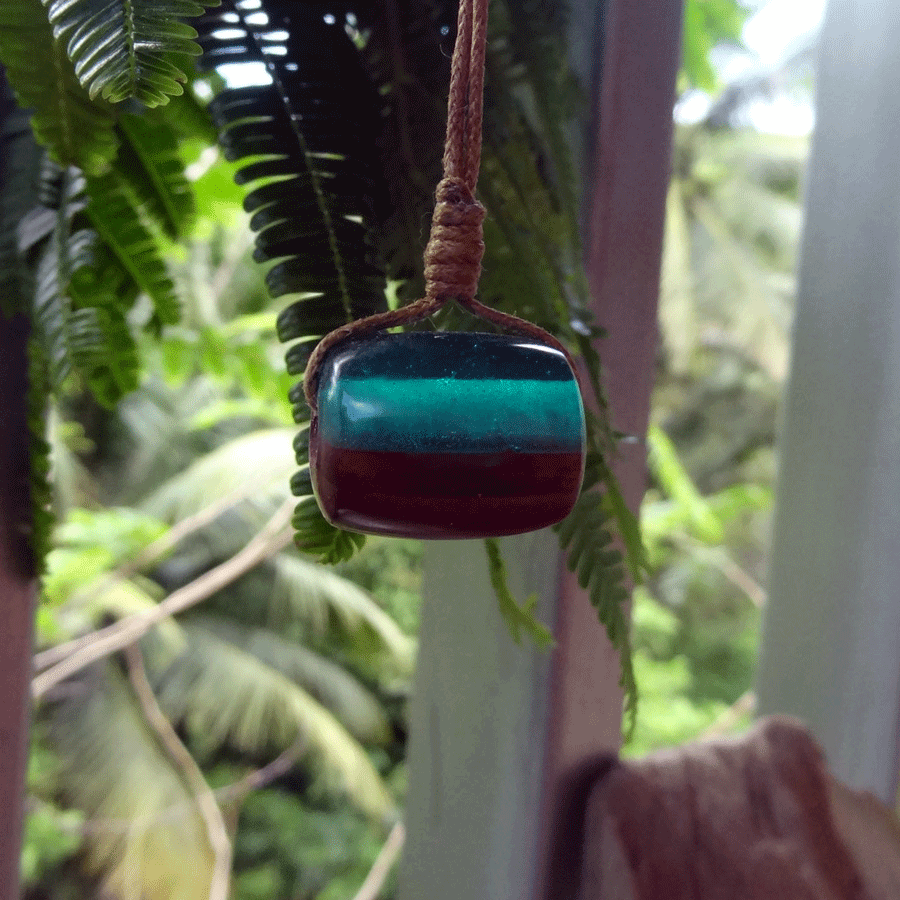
310,332,586,539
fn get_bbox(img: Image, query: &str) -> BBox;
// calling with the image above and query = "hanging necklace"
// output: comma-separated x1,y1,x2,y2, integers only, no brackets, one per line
304,0,586,539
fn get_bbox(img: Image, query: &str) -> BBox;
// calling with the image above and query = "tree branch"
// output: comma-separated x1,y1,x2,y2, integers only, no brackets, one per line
351,821,406,900
124,644,232,900
33,486,256,674
216,735,307,804
32,499,294,698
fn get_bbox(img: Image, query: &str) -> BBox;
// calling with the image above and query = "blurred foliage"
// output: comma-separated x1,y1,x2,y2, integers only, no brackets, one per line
23,156,415,898
20,743,83,891
625,20,812,753
680,0,748,93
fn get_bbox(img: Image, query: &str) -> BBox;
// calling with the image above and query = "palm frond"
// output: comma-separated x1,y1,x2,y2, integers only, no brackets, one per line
270,553,416,681
48,664,215,900
141,427,295,540
189,615,392,744
152,621,396,820
43,0,221,107
0,0,118,174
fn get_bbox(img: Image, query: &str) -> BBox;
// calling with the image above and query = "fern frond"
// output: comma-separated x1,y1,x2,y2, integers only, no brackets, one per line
43,0,221,107
0,0,118,174
361,0,455,303
0,107,43,318
21,161,99,396
32,227,94,391
0,110,58,562
118,112,195,238
85,166,180,325
554,477,638,736
196,1,389,562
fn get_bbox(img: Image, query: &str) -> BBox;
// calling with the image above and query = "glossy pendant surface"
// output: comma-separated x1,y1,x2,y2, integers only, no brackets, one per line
310,332,586,538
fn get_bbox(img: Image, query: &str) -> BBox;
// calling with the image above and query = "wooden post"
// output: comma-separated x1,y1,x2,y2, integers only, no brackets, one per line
399,1,681,896
756,0,900,802
0,76,38,900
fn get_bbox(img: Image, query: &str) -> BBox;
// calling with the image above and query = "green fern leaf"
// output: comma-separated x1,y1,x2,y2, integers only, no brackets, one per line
555,484,639,737
32,227,94,391
484,538,555,648
117,112,195,238
25,163,94,393
43,0,221,108
196,2,389,563
85,167,180,325
0,0,118,174
68,304,140,404
291,497,366,565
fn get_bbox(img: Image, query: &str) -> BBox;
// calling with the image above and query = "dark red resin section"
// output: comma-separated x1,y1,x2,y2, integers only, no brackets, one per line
312,441,584,538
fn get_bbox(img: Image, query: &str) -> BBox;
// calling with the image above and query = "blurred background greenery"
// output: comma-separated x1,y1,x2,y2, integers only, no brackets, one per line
21,0,818,896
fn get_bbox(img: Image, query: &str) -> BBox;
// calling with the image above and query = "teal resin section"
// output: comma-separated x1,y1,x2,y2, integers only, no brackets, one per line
316,333,586,455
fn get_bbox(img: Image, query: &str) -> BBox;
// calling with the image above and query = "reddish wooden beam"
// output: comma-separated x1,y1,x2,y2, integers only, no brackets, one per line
0,311,37,900
0,77,38,900
538,0,682,895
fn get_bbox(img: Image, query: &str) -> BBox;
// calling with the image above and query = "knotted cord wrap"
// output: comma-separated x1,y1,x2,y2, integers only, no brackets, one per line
423,177,486,303
302,0,575,411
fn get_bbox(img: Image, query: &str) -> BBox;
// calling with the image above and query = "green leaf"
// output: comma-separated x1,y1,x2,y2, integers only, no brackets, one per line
67,273,141,405
142,428,295,532
153,622,396,820
0,110,43,318
189,615,392,745
0,0,118,173
680,0,749,92
269,553,416,681
117,112,195,238
484,538,555,648
27,165,95,393
555,489,638,737
48,664,216,900
195,4,392,563
32,227,94,391
647,424,722,543
43,0,220,108
85,166,180,325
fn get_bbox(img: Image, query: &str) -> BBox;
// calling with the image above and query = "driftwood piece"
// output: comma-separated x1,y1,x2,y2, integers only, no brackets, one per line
579,716,900,900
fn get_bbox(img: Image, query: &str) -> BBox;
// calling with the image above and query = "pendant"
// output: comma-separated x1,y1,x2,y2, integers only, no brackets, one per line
309,331,586,539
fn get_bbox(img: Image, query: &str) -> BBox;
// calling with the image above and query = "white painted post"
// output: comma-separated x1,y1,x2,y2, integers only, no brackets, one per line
756,0,900,801
400,533,560,900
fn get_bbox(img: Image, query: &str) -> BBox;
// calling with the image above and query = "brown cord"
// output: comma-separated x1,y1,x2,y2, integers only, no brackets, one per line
303,0,574,410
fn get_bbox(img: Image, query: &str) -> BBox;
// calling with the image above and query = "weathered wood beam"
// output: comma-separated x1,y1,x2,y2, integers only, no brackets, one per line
0,280,37,900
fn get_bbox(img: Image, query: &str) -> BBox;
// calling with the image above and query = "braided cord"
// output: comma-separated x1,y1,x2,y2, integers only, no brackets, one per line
303,0,574,410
